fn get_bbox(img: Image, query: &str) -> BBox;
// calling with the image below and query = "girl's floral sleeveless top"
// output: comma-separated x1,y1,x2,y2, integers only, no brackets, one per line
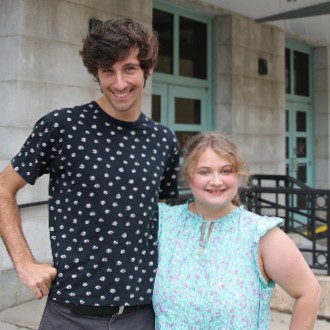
153,203,283,329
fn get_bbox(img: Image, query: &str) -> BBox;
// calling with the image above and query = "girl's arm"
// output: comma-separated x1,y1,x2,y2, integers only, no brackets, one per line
259,227,321,330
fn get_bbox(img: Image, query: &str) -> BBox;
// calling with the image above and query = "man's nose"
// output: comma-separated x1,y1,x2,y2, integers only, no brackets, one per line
113,72,127,90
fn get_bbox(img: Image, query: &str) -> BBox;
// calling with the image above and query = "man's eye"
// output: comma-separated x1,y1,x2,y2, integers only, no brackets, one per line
126,66,137,72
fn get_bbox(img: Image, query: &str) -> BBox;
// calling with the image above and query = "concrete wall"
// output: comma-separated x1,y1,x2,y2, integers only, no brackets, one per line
314,46,330,189
215,14,286,176
0,0,153,311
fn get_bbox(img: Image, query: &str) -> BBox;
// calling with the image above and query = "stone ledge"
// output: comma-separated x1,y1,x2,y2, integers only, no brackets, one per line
0,268,34,312
270,275,330,319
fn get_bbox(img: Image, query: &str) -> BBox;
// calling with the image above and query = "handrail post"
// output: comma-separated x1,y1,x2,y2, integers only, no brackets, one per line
285,189,290,233
327,191,330,275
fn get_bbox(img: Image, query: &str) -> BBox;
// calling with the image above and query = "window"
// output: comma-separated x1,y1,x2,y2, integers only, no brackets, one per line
285,47,310,97
179,17,207,79
153,9,173,74
153,8,208,80
294,51,309,96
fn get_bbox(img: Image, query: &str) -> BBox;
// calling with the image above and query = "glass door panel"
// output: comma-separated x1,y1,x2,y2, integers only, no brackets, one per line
294,51,309,96
296,111,306,131
285,48,291,94
152,83,168,125
169,86,207,150
152,95,161,122
175,98,201,124
296,137,307,158
153,9,173,74
179,17,207,79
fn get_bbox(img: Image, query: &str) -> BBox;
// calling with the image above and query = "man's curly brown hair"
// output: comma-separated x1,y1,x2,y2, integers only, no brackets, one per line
79,17,159,82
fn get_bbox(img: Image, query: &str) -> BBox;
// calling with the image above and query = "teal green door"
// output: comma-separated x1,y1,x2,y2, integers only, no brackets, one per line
152,2,214,149
152,83,209,149
286,102,313,186
285,40,313,187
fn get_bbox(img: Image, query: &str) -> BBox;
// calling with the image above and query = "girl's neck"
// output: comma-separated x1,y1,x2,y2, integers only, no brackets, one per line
190,201,236,221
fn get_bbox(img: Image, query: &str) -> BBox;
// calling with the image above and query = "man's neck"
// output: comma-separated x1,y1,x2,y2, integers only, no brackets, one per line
96,96,141,122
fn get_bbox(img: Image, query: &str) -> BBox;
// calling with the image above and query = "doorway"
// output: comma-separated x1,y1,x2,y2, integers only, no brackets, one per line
152,1,214,149
285,40,314,186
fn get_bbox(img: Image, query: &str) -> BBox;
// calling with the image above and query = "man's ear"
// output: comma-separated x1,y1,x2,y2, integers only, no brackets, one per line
143,68,154,87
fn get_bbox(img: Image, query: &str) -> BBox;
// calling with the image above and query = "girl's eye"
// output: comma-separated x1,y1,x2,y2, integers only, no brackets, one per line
221,167,233,175
198,170,210,176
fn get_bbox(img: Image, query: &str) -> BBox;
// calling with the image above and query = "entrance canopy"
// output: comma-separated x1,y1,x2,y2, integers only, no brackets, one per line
202,0,330,45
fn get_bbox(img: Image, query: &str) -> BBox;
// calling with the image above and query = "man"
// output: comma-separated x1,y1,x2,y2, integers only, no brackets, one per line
0,18,179,329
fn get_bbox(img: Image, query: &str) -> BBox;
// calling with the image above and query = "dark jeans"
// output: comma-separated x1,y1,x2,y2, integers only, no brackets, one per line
39,299,155,330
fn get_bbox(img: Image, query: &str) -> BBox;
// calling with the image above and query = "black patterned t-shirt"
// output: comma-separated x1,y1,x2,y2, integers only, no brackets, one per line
12,101,179,306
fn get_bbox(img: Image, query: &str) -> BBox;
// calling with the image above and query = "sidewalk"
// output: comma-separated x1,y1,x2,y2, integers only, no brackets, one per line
0,299,329,330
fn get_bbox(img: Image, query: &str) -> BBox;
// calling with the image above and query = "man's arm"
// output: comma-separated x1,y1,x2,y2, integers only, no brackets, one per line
0,164,57,299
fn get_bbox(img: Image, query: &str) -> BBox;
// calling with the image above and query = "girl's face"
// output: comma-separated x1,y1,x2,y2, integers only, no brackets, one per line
188,147,238,219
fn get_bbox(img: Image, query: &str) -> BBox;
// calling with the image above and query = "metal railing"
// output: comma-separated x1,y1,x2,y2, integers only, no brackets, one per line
20,176,330,275
19,200,48,208
240,174,330,275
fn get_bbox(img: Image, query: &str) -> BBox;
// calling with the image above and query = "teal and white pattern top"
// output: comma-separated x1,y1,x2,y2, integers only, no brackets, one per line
153,203,283,329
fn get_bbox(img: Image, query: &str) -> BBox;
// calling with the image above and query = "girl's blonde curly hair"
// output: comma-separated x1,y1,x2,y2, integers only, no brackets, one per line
181,132,250,206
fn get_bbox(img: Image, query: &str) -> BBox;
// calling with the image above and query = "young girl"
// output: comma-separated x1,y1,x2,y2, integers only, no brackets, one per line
153,131,320,329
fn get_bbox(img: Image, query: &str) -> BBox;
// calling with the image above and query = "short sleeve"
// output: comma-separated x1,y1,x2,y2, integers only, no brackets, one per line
256,216,284,241
11,110,65,184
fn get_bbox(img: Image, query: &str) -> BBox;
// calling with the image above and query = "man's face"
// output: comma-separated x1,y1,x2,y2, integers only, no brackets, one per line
97,48,146,121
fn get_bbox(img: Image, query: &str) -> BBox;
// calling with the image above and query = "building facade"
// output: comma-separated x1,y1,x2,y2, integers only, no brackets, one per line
0,0,330,309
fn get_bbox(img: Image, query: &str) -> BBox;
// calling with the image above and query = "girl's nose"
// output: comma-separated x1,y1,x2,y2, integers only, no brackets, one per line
210,173,222,185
